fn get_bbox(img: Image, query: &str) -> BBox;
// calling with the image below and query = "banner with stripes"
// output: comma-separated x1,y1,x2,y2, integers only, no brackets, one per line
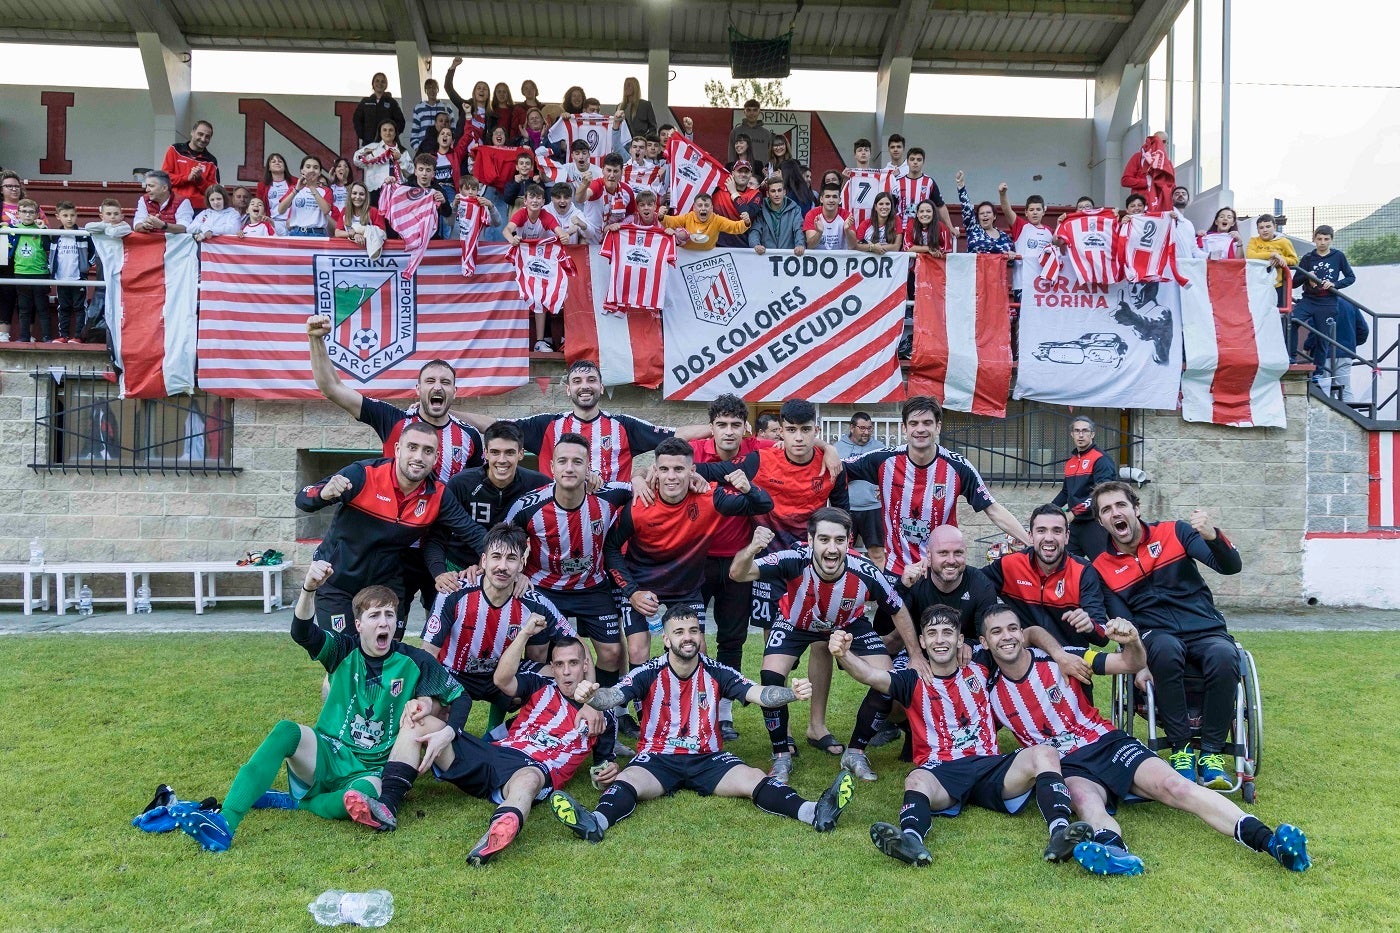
91,233,199,399
662,250,906,402
1370,431,1398,528
197,239,529,399
909,253,1013,417
563,245,664,389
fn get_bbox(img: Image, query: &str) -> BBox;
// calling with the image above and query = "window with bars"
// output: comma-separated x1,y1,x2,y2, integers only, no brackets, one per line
29,368,238,475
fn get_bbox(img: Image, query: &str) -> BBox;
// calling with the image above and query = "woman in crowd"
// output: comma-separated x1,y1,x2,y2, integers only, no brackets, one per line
188,184,242,240
353,120,413,206
561,86,587,116
327,158,354,214
779,159,815,213
1198,206,1245,258
239,198,275,237
334,182,384,247
956,171,1014,254
256,153,293,235
278,156,335,237
351,72,404,146
519,108,549,150
0,171,41,342
852,191,903,253
618,76,658,138
768,135,791,168
820,169,844,191
904,199,946,257
491,83,523,142
445,60,491,140
729,134,764,178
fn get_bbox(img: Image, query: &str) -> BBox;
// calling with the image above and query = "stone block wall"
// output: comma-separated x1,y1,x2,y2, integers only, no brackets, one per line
1304,399,1372,533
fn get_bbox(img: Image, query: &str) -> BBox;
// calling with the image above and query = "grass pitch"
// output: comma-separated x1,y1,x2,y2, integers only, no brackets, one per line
1,631,1397,931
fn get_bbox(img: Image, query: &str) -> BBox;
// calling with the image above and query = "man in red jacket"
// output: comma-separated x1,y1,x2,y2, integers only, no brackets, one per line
160,121,220,211
1119,132,1174,212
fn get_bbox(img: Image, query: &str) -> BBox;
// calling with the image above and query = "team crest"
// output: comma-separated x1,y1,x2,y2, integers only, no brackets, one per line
330,613,347,632
681,252,747,326
1054,579,1066,599
964,675,982,693
811,477,825,493
591,519,604,536
697,690,709,708
506,624,521,641
599,435,613,449
839,598,857,613
1047,684,1063,704
931,483,947,499
315,252,417,383
686,501,701,521
414,499,428,518
389,678,404,697
1147,541,1162,558
424,615,441,638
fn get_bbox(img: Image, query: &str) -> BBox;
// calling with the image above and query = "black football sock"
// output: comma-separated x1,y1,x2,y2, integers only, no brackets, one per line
1093,828,1126,849
594,780,638,831
375,760,420,817
1034,771,1074,833
847,687,890,752
752,776,812,823
899,790,932,840
761,670,791,754
1234,815,1274,853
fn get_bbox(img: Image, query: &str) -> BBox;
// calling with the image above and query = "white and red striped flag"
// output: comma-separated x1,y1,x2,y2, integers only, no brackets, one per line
510,238,577,314
1370,431,1399,528
1179,258,1290,427
534,148,570,186
90,232,198,398
457,197,491,276
665,135,728,215
547,113,630,163
377,181,440,277
562,244,662,389
910,253,1014,417
197,238,528,399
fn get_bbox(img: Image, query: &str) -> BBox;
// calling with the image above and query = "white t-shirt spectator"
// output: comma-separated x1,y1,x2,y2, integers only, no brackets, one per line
188,207,243,237
545,201,591,244
286,185,334,230
804,207,852,251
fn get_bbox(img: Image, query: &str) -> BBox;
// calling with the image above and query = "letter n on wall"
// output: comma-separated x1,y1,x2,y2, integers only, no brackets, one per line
238,98,352,182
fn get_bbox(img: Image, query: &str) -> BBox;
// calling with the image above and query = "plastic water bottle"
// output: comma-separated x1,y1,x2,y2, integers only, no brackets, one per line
308,890,393,927
646,611,664,636
28,538,43,567
78,584,94,616
135,583,153,614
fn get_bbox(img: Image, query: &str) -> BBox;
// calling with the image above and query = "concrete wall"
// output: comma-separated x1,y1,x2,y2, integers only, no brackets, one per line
1304,400,1371,534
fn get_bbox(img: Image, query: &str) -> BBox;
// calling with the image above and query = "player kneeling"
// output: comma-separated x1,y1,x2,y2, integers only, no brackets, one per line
160,561,468,851
548,606,855,842
829,607,1092,867
365,612,617,865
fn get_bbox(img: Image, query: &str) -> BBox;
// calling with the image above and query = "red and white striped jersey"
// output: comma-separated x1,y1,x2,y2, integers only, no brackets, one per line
1197,230,1242,259
885,664,1000,763
1116,211,1187,286
841,168,895,230
510,238,577,314
506,482,633,591
1041,209,1118,286
357,398,483,484
599,224,677,313
515,410,675,483
457,197,491,276
581,181,638,240
856,216,904,246
755,550,904,631
622,159,667,199
984,647,1115,754
423,583,571,674
1011,217,1054,296
842,446,997,575
547,113,630,163
618,655,756,755
497,670,613,787
377,182,441,276
893,173,937,221
665,136,728,215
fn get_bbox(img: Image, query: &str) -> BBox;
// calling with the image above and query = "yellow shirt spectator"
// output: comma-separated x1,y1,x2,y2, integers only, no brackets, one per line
662,204,750,251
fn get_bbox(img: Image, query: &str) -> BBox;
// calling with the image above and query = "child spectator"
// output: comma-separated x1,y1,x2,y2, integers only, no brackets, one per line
885,133,908,175
328,159,354,213
561,140,597,187
1,170,34,341
256,153,293,235
404,154,452,237
240,198,276,237
627,190,664,230
904,199,946,256
1292,224,1359,363
1247,213,1299,307
334,183,384,247
409,77,455,150
503,152,542,208
1304,296,1368,402
490,82,523,142
48,200,93,343
575,153,636,244
662,192,750,250
748,176,806,255
352,72,405,146
851,191,903,253
278,156,335,237
82,199,129,342
956,171,1013,254
804,183,851,250
1198,207,1245,258
188,185,242,240
1123,192,1147,215
454,174,502,242
544,182,590,244
999,183,1052,300
503,183,561,244
353,122,414,207
7,199,51,342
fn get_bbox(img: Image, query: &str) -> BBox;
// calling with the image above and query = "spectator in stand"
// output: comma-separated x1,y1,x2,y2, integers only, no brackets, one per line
188,185,242,241
850,138,875,171
780,160,815,214
239,198,275,237
956,172,1013,254
617,76,658,139
819,169,843,192
257,153,293,235
729,99,774,164
574,153,636,244
561,86,588,116
729,134,764,178
352,72,405,146
1124,192,1147,216
444,61,490,141
502,151,542,207
714,161,762,247
1247,214,1299,307
1198,207,1245,258
353,121,414,207
1120,130,1174,210
455,173,503,234
133,169,193,234
0,171,34,342
328,158,354,214
545,182,590,244
7,199,50,342
229,186,251,216
279,156,335,237
851,191,902,253
520,79,546,117
767,135,791,168
898,148,953,233
405,154,453,237
160,119,219,211
804,183,852,250
520,107,549,150
1167,185,1203,258
662,192,750,250
885,133,907,175
409,77,454,150
503,183,560,244
491,83,524,142
748,175,806,255
904,200,946,257
1293,225,1360,375
48,200,93,343
999,183,1052,301
558,140,598,188
628,190,664,230
334,182,384,246
421,125,472,216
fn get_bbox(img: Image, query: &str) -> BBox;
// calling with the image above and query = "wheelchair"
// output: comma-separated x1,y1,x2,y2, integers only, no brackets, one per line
1110,639,1263,802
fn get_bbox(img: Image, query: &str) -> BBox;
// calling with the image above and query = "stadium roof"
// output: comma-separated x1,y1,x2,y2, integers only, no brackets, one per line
0,0,1155,77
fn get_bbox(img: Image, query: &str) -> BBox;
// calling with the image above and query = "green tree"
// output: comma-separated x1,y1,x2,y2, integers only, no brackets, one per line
1348,233,1400,266
703,79,790,109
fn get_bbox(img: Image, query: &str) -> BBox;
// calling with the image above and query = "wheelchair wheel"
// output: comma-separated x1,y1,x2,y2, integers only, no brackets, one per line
1241,648,1263,775
1242,780,1256,804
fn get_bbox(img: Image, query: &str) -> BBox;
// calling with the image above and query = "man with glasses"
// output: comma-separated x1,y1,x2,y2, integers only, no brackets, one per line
1052,418,1118,559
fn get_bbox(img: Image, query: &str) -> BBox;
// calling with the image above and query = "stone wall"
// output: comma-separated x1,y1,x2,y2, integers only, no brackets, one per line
1304,398,1372,533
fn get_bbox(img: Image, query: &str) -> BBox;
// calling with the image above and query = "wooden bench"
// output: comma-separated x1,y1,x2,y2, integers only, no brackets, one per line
0,563,53,616
46,561,292,616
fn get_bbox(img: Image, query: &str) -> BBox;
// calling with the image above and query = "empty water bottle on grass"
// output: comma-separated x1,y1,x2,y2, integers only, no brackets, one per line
78,584,94,616
309,890,393,927
135,583,152,614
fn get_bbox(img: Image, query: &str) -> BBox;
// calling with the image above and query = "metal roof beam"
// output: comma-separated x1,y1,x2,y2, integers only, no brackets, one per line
876,0,930,143
116,0,188,55
1101,0,1187,69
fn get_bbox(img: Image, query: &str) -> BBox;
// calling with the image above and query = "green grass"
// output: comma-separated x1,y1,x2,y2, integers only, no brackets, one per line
1,631,1397,931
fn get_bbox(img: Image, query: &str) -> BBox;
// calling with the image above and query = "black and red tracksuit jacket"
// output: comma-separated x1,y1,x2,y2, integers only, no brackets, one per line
983,550,1109,648
1052,444,1118,522
1092,519,1241,636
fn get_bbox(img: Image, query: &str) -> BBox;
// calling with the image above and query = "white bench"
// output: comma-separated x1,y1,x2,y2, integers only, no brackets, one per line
0,563,53,615
46,561,292,616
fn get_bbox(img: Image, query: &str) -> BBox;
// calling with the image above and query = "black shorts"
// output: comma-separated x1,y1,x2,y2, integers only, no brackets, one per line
765,616,888,659
541,587,622,643
620,593,705,638
916,752,1029,816
872,576,909,637
625,750,747,796
1060,730,1153,802
434,731,552,799
850,508,886,549
314,585,357,634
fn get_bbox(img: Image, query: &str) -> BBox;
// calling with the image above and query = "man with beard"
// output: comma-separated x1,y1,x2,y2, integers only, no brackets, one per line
308,315,485,622
295,422,487,638
730,510,921,785
548,606,855,841
1051,418,1118,558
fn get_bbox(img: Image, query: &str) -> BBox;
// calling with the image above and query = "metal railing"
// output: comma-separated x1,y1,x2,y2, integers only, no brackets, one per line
1287,267,1399,425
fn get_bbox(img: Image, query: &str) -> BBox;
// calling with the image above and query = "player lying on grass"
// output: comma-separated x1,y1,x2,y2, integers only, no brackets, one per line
361,611,618,865
548,606,855,842
828,607,1093,868
164,561,468,851
976,605,1310,875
